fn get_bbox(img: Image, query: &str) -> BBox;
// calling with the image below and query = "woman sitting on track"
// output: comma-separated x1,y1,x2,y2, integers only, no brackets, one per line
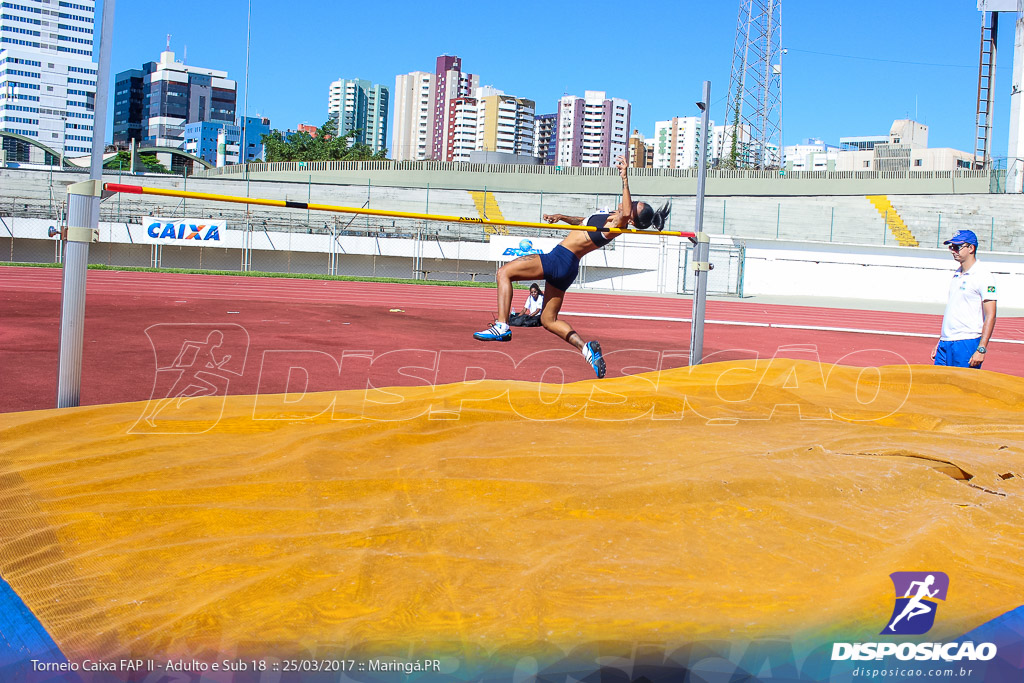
474,156,670,379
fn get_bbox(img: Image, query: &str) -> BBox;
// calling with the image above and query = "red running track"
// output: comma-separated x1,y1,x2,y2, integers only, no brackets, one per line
2,266,1022,413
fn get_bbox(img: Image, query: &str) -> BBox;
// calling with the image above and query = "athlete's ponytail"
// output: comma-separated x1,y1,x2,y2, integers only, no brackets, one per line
650,201,670,231
635,201,671,230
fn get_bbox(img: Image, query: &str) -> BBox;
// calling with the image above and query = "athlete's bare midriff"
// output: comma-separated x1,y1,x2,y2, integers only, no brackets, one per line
559,222,620,258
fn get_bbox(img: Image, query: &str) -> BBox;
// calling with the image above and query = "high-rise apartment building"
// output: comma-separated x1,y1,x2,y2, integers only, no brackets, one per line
628,129,648,168
327,77,389,155
392,70,432,161
0,0,97,161
533,113,556,165
477,92,534,157
112,68,144,147
555,91,630,167
447,94,479,161
113,49,236,151
394,56,481,161
440,86,535,162
653,116,712,169
432,55,478,161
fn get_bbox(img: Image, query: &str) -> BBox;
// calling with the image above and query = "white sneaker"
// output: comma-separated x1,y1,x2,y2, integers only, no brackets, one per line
474,322,511,342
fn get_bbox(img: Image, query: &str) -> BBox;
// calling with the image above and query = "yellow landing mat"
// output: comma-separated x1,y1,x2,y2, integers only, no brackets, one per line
1,360,1022,661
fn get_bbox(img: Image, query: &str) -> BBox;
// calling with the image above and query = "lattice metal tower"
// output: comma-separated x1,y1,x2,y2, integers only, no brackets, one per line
720,0,784,169
973,9,999,169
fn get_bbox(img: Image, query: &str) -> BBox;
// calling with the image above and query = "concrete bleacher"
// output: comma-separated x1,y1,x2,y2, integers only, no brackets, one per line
887,194,1024,252
3,168,1023,253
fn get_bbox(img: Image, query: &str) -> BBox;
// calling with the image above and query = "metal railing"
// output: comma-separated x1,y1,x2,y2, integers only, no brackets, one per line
191,160,994,183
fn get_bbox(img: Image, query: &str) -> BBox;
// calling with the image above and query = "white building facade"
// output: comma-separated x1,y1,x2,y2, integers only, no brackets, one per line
392,71,433,161
0,0,97,160
784,138,841,171
835,120,974,172
653,116,711,169
556,91,630,167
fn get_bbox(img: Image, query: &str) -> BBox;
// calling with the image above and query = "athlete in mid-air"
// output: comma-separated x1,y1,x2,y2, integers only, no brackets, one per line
473,156,669,379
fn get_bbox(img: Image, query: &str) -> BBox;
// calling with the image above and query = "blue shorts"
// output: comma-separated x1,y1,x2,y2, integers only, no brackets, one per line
539,244,580,291
934,338,982,368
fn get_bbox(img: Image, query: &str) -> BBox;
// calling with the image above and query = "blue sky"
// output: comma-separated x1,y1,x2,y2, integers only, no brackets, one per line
101,0,1017,157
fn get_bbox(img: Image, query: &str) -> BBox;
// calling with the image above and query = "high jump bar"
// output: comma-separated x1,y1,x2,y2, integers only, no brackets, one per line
103,183,696,238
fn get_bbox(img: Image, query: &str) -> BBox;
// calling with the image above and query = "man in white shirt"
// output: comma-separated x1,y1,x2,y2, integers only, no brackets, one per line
508,283,544,327
932,230,998,368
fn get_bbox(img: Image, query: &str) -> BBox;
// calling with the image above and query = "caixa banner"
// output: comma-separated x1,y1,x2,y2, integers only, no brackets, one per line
140,217,227,246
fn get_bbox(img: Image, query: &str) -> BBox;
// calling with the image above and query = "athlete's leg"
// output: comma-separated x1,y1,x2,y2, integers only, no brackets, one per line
495,255,543,325
540,287,605,378
538,285,582,349
476,255,545,342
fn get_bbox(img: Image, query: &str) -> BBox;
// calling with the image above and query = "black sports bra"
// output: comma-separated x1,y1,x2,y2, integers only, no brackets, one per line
585,213,614,247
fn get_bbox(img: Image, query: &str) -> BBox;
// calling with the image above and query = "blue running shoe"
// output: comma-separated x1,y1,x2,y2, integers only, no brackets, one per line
582,340,606,378
474,323,511,342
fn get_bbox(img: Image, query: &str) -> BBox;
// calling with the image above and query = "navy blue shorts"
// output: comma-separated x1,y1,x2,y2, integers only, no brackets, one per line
539,245,580,291
934,338,982,368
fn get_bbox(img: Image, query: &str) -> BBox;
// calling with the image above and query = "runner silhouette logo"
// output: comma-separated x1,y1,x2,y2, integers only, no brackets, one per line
882,572,949,635
130,323,250,434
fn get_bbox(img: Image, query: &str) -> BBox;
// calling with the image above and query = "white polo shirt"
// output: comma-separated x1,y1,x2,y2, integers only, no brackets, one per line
524,293,543,314
940,262,998,341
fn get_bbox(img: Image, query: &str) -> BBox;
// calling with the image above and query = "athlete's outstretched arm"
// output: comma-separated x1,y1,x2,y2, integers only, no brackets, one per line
543,213,584,225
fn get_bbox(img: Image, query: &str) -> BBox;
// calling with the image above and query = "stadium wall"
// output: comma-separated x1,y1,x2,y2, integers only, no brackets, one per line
4,217,1023,308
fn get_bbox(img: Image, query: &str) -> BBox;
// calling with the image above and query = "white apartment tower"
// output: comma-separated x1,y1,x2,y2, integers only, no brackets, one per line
447,94,479,161
653,116,712,169
556,90,630,167
392,70,432,161
0,0,97,161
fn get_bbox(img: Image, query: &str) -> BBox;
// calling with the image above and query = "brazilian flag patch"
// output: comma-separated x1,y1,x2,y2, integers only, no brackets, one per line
988,286,996,293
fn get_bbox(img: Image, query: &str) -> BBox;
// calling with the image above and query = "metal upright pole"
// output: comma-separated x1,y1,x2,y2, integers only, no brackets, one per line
57,0,115,408
240,0,251,172
689,80,712,366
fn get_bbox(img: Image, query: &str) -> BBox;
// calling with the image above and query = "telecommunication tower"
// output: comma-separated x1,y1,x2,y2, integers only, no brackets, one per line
720,0,784,169
975,0,1024,194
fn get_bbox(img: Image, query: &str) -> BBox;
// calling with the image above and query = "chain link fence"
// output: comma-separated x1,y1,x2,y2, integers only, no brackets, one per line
3,168,1023,296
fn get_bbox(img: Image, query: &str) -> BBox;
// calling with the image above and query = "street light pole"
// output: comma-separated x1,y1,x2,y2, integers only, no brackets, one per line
689,80,712,366
240,0,251,170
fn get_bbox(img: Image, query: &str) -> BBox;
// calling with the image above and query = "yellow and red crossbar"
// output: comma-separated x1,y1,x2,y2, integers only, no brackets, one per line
103,183,696,238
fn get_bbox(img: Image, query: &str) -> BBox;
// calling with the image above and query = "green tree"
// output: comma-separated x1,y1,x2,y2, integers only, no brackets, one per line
261,118,388,162
103,150,169,173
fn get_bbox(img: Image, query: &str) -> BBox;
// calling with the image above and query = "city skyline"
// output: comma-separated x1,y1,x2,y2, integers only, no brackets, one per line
103,0,1018,159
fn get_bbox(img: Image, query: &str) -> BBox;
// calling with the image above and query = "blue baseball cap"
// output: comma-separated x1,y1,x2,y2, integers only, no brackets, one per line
943,230,978,247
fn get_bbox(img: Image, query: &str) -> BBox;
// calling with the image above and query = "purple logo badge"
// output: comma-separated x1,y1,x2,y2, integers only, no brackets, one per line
882,572,949,635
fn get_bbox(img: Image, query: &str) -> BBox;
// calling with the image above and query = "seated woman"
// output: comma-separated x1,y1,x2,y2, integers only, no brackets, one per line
507,282,544,327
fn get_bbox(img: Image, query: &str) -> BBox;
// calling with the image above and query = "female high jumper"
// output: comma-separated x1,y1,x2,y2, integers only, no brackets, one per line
474,156,669,379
